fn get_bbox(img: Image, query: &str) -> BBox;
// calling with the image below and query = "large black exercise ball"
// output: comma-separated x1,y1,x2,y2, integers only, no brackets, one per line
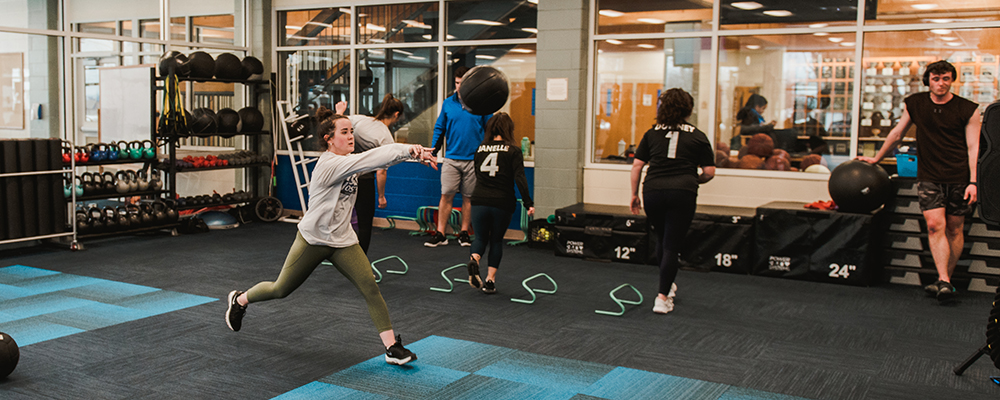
828,160,891,213
216,108,240,137
214,53,242,80
238,107,264,133
189,108,218,136
158,51,190,77
457,65,509,116
240,56,264,80
187,51,216,80
0,332,18,379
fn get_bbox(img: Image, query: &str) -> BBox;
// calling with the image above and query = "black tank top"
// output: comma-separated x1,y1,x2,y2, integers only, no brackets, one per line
903,92,978,183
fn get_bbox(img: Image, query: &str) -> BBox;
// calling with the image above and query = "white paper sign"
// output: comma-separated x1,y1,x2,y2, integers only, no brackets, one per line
546,78,568,101
642,94,653,106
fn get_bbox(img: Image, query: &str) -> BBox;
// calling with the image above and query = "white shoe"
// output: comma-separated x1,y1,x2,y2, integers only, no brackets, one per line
668,283,677,298
653,297,674,314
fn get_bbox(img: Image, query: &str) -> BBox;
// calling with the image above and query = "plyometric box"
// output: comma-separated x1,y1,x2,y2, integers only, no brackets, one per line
552,203,650,265
680,205,756,274
753,201,885,286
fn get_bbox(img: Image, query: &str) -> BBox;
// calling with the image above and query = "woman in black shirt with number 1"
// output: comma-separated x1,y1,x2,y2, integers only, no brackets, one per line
465,112,534,294
630,88,715,314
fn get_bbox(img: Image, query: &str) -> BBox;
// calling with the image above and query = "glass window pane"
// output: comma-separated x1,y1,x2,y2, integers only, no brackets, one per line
358,2,439,44
720,1,858,30
171,17,187,41
0,1,59,30
278,50,352,151
0,33,63,139
597,0,713,34
77,22,117,35
445,44,536,144
865,0,1000,26
717,34,857,170
446,0,537,41
193,15,236,46
279,8,351,46
362,47,439,146
65,1,156,34
593,38,709,164
140,19,160,40
858,28,1000,158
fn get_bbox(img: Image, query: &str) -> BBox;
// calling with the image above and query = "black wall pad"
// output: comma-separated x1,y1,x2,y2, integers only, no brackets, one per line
33,139,52,236
2,140,22,239
979,101,1000,225
47,139,66,233
17,140,38,238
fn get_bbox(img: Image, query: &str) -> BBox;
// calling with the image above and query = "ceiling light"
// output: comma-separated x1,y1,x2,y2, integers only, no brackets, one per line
511,59,525,63
746,45,761,49
638,44,656,49
285,25,302,30
638,18,665,24
929,19,952,23
599,9,625,17
828,37,844,43
402,20,432,29
522,28,538,34
392,49,413,56
940,36,957,41
731,2,763,10
475,55,497,60
605,39,623,45
946,42,961,47
462,19,503,26
366,23,386,32
930,29,952,35
813,32,830,36
763,10,793,17
809,23,828,28
338,8,351,14
510,48,534,53
306,22,332,28
447,34,456,39
368,50,384,55
422,34,432,40
912,4,937,10
369,38,386,43
288,35,317,41
407,55,426,60
840,42,855,47
527,0,538,3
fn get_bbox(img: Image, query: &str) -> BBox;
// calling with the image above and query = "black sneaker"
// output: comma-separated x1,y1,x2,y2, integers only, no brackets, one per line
385,334,417,365
482,280,496,294
226,290,247,332
467,258,483,289
424,231,448,247
924,282,940,297
936,281,956,304
458,231,472,247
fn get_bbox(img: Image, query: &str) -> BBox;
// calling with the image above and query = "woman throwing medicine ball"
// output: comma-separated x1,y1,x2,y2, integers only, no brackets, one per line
464,112,534,294
629,88,715,314
225,107,437,366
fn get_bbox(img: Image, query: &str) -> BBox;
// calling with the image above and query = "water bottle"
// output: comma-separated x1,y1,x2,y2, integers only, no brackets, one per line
618,139,627,156
521,137,530,159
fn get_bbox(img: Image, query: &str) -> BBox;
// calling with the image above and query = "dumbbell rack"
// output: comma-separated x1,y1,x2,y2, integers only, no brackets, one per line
152,69,273,213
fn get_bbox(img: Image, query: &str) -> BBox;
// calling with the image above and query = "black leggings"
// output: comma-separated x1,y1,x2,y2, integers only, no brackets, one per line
643,189,697,296
355,176,376,254
470,205,513,270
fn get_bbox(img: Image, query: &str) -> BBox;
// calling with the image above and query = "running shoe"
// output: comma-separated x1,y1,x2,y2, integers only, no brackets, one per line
467,258,483,289
482,280,497,294
226,290,247,332
385,335,418,365
424,231,448,247
652,296,674,314
458,231,472,247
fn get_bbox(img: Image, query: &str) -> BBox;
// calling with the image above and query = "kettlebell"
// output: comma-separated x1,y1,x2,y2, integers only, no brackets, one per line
129,141,143,159
63,176,73,198
139,203,155,226
142,140,156,159
102,207,119,231
151,200,168,224
106,143,119,161
115,206,131,230
148,169,163,191
115,170,131,194
116,141,130,160
75,208,90,234
62,142,73,163
101,171,117,194
126,170,139,192
162,199,179,222
136,169,150,191
126,204,142,227
80,172,95,195
88,205,106,233
75,146,90,163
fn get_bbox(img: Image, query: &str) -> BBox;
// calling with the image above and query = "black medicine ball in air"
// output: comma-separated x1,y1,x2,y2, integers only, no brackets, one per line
158,51,190,77
458,65,510,116
828,160,891,214
0,332,18,379
214,53,242,80
216,108,241,137
240,56,264,80
187,51,216,80
238,107,265,133
189,108,218,136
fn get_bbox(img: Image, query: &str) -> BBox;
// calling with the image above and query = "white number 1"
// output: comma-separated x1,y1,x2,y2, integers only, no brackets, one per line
481,152,500,176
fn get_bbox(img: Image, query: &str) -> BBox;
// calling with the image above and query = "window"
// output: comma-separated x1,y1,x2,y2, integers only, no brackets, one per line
446,0,537,41
597,0,713,34
448,44,537,143
359,47,438,145
358,2,439,44
865,0,1000,26
720,0,858,30
278,49,353,152
278,7,352,46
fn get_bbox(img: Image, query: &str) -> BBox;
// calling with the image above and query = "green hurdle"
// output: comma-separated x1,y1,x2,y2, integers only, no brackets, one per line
594,283,644,316
507,199,530,246
429,264,471,293
371,255,408,275
510,273,557,304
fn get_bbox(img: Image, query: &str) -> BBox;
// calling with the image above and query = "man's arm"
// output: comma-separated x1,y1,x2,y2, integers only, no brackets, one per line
965,108,983,203
859,106,912,164
431,105,448,157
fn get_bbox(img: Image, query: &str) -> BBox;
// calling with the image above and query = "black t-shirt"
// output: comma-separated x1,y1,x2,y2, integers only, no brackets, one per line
904,92,979,183
471,140,534,213
634,123,715,193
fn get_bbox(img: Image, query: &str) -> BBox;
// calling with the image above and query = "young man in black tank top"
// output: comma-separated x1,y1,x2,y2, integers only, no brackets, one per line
859,60,982,304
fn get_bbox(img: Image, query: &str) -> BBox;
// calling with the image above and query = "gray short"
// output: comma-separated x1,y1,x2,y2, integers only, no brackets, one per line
441,158,476,197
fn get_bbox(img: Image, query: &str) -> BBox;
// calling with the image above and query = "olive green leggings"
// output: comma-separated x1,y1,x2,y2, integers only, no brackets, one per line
245,232,392,332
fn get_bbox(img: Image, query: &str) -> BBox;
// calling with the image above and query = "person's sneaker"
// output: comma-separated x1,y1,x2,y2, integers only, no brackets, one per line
458,231,472,247
467,258,483,289
668,282,678,298
936,280,956,304
652,297,674,314
924,281,940,297
482,280,497,294
424,231,448,247
385,334,417,365
226,290,247,332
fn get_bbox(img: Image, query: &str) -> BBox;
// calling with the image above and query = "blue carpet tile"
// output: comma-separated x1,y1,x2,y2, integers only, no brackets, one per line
0,264,216,346
276,336,813,400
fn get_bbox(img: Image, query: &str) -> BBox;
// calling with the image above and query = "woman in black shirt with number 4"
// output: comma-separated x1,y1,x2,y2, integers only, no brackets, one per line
630,88,715,314
465,112,534,294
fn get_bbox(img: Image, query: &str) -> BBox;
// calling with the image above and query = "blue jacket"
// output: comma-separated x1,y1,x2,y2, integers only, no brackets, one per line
432,94,491,161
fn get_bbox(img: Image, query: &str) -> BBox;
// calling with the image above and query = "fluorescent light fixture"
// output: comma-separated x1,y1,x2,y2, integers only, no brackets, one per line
422,34,432,40
338,8,351,14
599,9,625,17
285,25,302,30
813,32,830,36
763,10,793,17
930,29,952,35
462,19,503,26
527,0,538,4
510,48,534,53
511,59,525,63
522,28,538,34
605,39,623,45
365,23,386,32
638,18,665,24
912,4,937,10
369,38,386,43
929,19,952,23
638,44,656,49
731,2,763,10
828,37,844,43
407,55,426,60
306,22,332,28
809,23,828,28
447,35,456,39
840,42,855,47
746,45,761,49
368,50,384,55
476,55,497,60
289,35,317,41
402,20,432,29
392,49,413,56
946,42,961,46
941,36,957,41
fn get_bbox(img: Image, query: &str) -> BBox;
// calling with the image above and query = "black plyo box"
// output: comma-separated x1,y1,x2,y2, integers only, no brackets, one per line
553,203,650,264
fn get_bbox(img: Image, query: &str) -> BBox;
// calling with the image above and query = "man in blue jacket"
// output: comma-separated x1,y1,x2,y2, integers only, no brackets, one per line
426,66,491,247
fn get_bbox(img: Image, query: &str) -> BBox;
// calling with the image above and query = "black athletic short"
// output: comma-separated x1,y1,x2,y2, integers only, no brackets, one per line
917,181,976,216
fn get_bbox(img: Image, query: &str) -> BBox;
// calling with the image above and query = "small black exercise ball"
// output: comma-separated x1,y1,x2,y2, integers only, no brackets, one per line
0,332,19,379
216,108,241,137
158,51,189,77
189,108,218,136
214,53,242,80
828,160,891,213
238,107,264,133
458,65,510,116
240,56,264,80
187,51,216,80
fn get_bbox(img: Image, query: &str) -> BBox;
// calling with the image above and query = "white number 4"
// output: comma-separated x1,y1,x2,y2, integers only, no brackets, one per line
481,152,500,177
